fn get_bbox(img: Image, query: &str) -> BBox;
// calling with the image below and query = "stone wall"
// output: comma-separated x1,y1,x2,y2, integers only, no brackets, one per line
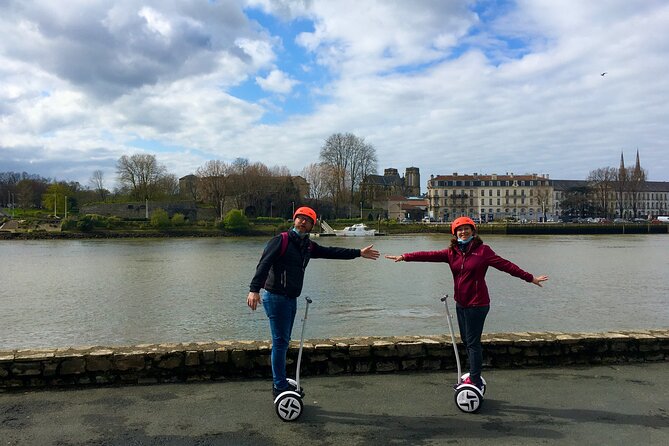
1,330,667,390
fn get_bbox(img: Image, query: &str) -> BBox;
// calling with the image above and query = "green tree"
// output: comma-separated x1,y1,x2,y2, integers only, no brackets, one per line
43,183,76,217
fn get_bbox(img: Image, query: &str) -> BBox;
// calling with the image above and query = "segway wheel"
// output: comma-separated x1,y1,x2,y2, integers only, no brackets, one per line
274,392,303,422
454,386,483,413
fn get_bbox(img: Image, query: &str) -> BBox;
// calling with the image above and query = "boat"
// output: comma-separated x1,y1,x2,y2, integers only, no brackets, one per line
334,223,377,236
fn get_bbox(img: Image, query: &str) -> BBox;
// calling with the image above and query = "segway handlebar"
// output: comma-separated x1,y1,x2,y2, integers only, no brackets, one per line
295,296,312,390
441,294,463,383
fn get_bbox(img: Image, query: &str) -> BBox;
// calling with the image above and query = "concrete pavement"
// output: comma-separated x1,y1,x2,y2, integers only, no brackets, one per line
1,362,668,445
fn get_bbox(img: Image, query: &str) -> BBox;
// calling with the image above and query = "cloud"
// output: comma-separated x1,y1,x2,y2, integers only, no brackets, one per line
256,69,299,93
0,0,668,190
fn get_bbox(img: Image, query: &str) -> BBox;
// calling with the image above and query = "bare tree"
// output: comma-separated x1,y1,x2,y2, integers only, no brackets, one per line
196,160,230,219
116,154,168,200
614,155,628,218
535,186,552,222
89,170,107,201
629,162,647,219
587,167,617,218
320,133,378,215
301,163,330,203
156,174,180,198
269,165,292,176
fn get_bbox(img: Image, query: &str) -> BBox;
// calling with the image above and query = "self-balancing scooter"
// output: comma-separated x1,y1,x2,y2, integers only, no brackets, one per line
441,295,486,413
274,296,312,422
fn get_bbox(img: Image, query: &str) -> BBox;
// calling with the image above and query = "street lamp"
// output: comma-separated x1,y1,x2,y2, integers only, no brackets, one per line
360,201,363,220
291,201,295,217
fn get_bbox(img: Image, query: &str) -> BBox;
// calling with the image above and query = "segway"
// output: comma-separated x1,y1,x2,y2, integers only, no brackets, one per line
274,296,312,422
441,295,486,413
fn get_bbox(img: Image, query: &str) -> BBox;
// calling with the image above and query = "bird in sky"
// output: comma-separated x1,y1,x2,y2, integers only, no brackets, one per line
601,72,607,76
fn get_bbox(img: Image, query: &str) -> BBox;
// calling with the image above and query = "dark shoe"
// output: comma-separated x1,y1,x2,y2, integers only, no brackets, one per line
273,382,304,398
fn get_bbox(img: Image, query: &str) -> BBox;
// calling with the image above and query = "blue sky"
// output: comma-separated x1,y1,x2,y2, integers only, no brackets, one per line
1,0,668,190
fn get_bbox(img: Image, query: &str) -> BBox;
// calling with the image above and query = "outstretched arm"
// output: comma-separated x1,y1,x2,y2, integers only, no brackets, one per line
360,244,380,260
384,254,404,262
531,275,549,287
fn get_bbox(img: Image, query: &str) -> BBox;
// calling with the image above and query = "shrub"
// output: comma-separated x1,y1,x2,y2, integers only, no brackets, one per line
77,215,95,232
223,209,250,233
171,213,186,226
151,209,170,228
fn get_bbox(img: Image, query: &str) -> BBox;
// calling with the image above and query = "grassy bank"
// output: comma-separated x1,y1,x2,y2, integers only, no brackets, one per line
2,218,667,240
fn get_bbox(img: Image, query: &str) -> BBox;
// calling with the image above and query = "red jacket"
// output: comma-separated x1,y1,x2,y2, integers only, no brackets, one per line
403,240,534,308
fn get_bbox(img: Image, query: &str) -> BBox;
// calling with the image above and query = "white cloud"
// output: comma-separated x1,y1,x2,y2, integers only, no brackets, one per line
0,0,668,189
138,7,173,38
255,69,298,94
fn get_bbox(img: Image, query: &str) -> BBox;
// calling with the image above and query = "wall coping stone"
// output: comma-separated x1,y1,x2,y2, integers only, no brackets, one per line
1,329,667,390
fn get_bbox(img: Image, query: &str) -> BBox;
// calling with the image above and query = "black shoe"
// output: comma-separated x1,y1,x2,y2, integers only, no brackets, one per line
272,382,305,398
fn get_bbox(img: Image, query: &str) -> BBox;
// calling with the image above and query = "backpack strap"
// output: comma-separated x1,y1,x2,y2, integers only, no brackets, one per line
279,231,289,257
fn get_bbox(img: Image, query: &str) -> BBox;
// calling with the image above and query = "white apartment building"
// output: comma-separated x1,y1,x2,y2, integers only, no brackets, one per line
426,173,554,222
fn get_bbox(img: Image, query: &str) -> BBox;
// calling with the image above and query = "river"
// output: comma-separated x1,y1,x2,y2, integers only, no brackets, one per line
1,234,667,350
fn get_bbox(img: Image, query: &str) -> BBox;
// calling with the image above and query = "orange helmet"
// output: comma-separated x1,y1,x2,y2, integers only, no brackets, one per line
451,216,476,234
293,206,317,224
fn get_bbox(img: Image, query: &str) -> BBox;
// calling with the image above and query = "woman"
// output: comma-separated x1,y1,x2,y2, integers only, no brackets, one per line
248,206,379,397
385,216,548,389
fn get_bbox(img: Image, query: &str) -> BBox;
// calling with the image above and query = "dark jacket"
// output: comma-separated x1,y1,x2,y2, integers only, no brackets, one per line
402,239,534,307
249,230,361,298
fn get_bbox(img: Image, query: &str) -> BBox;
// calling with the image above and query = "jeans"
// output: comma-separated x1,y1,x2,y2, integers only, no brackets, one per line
262,290,297,390
456,304,490,387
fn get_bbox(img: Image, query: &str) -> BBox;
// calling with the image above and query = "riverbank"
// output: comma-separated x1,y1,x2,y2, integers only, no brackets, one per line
2,329,666,390
1,222,667,239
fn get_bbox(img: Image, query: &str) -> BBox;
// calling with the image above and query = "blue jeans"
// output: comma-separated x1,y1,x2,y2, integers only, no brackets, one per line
456,305,490,387
262,290,297,390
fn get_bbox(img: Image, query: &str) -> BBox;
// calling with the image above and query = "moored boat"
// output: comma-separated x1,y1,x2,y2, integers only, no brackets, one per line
334,223,377,236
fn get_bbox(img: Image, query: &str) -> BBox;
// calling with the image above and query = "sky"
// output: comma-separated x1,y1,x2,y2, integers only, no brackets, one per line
1,0,668,192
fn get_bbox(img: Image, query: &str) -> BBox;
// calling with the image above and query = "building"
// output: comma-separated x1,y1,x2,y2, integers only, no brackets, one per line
426,172,553,222
428,171,669,222
386,196,429,221
362,167,421,207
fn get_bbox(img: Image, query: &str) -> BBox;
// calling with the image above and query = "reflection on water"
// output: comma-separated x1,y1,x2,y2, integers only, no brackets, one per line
1,234,668,349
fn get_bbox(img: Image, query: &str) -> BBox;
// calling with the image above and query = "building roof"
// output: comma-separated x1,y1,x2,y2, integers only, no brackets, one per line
431,173,549,182
550,179,588,191
365,174,403,187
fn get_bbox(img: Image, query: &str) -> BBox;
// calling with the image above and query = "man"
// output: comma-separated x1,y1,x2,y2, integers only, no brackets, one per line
248,206,379,396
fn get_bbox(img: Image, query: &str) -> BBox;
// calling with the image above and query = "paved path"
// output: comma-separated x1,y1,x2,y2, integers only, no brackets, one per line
1,362,668,445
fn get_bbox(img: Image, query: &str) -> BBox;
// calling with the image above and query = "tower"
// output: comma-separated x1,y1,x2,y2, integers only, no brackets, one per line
404,167,420,196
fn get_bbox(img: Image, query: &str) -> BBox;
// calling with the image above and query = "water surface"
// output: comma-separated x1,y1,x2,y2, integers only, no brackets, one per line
1,234,667,349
